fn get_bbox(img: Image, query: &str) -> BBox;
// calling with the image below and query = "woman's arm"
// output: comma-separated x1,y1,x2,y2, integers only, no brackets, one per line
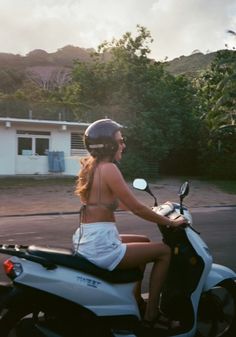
102,163,185,228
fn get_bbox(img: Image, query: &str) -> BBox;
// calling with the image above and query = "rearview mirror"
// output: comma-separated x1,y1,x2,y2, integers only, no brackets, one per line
133,178,158,206
133,178,148,191
178,181,189,198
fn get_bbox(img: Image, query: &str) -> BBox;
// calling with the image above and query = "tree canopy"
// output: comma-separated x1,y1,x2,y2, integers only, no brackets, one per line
193,50,236,178
0,26,235,179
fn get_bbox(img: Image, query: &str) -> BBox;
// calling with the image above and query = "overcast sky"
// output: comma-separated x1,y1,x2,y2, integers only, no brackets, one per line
0,0,235,61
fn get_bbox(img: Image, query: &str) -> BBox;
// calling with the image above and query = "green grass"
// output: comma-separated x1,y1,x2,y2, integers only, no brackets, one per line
0,176,76,189
0,176,235,195
210,180,236,195
158,175,236,195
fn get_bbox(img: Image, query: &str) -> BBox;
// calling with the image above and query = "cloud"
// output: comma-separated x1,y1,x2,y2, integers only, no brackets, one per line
147,0,236,59
0,0,235,60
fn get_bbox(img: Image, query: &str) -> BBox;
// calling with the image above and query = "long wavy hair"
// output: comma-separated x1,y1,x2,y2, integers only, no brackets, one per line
75,153,113,203
75,156,97,203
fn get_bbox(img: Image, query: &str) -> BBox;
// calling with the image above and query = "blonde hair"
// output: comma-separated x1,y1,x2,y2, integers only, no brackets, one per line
75,156,97,203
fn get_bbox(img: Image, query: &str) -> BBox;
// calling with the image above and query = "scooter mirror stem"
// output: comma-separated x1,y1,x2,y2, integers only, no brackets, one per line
142,184,158,207
180,196,184,214
133,179,158,206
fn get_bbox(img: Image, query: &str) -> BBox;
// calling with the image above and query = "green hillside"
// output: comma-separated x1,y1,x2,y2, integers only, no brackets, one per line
164,51,216,76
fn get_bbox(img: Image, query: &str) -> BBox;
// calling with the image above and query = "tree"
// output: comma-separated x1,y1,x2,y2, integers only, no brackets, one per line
0,25,201,178
70,25,199,177
71,25,154,122
0,68,25,93
121,72,199,178
194,50,236,178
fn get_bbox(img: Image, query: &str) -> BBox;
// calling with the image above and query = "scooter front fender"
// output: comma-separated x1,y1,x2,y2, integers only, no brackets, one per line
203,263,236,291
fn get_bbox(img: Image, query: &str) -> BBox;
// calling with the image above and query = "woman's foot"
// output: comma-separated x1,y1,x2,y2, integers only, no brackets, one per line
137,297,147,318
143,311,180,330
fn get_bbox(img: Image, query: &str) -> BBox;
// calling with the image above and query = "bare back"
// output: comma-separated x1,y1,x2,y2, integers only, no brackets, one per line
81,163,118,223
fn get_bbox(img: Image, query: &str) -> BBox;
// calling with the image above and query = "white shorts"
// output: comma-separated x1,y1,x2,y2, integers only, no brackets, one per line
72,222,127,271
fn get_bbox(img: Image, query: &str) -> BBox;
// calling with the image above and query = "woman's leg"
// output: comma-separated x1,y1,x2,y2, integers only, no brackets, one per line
120,235,150,309
120,234,150,243
117,242,171,322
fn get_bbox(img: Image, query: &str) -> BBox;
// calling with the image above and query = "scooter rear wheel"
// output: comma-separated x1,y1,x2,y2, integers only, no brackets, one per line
196,279,236,337
0,305,46,337
0,304,113,337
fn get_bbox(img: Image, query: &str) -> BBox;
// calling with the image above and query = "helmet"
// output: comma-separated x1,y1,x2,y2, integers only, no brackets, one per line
84,119,122,158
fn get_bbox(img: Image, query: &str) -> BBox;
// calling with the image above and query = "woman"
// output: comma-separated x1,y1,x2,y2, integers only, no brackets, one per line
73,119,187,329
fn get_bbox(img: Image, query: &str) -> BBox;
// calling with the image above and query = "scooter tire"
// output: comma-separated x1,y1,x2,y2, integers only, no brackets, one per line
196,279,236,337
0,305,41,336
0,304,114,337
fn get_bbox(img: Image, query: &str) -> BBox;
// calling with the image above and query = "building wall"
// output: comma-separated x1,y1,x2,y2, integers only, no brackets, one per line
0,126,16,175
0,121,85,176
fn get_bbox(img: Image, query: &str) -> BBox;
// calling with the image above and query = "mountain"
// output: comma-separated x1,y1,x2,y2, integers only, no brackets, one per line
164,51,216,76
0,46,218,94
0,45,94,68
0,45,217,74
0,45,95,92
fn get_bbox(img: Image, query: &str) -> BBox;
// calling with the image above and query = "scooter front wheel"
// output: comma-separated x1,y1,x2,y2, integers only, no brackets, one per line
196,279,236,337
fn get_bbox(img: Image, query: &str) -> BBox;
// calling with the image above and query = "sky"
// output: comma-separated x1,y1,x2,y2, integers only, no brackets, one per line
0,0,235,61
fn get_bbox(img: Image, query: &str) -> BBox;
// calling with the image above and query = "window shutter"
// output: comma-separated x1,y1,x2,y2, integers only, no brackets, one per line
71,133,88,156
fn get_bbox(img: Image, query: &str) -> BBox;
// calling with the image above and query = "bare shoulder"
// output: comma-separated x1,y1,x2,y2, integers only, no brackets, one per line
101,162,120,174
100,162,123,181
100,162,141,209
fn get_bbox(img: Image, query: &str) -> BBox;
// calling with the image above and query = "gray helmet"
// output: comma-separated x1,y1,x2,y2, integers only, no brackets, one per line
84,119,122,158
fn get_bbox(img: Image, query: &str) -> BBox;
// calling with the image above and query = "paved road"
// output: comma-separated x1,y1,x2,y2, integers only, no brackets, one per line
0,207,235,337
0,206,235,289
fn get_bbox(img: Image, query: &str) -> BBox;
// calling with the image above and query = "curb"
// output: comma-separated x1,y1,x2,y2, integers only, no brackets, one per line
0,205,236,218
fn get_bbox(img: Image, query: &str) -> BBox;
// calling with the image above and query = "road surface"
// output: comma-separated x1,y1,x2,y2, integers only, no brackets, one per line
0,206,235,290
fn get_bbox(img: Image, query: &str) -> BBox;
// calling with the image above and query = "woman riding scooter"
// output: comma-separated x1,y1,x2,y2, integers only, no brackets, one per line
73,118,187,330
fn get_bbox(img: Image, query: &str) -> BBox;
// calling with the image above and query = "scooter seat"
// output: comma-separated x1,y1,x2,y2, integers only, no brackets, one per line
27,245,143,284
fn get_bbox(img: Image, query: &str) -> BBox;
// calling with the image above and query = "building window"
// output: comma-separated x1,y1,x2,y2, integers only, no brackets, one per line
35,138,49,155
17,130,50,156
18,137,32,155
71,133,88,156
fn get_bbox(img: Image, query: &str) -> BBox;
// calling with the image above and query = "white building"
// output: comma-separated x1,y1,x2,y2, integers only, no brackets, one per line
0,117,89,176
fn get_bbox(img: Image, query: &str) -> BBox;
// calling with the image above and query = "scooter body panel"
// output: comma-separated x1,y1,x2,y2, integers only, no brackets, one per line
181,226,213,336
203,263,236,291
12,256,140,318
156,210,215,337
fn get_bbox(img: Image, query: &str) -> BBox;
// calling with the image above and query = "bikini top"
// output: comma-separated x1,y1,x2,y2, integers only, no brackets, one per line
85,198,119,212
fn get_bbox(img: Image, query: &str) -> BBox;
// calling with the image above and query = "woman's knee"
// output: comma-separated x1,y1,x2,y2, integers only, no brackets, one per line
141,235,150,242
155,243,171,259
121,234,150,243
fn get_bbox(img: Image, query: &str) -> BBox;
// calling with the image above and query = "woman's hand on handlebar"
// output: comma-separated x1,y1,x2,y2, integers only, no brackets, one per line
170,216,188,228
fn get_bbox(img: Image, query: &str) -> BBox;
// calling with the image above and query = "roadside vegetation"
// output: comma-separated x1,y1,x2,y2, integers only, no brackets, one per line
0,176,235,196
0,25,235,180
210,180,236,195
0,176,75,189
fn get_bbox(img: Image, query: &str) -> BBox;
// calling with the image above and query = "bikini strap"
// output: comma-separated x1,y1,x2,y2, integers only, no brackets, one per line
79,204,86,225
79,162,100,224
97,165,102,205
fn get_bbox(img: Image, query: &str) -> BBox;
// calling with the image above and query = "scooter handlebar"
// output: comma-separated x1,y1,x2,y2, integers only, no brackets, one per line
152,201,193,229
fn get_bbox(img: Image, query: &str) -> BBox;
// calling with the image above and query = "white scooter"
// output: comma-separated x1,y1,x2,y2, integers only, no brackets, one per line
0,180,235,337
